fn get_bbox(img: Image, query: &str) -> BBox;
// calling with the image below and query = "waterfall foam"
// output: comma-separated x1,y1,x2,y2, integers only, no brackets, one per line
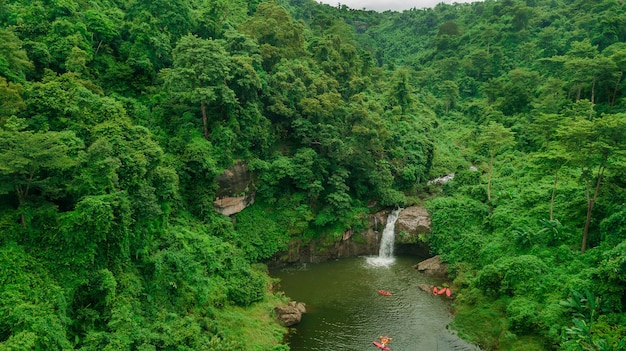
366,208,402,267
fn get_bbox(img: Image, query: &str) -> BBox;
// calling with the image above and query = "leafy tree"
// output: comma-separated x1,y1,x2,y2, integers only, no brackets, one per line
240,1,305,70
175,135,221,218
604,43,626,106
550,40,618,107
0,121,83,227
532,77,567,115
0,243,72,350
437,80,459,115
0,28,34,82
125,0,194,40
386,68,414,112
557,113,626,253
497,68,540,116
160,34,236,139
193,0,249,39
476,121,515,201
0,77,25,118
532,146,569,221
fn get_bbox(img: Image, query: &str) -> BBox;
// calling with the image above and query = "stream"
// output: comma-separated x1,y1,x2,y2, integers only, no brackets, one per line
271,256,480,351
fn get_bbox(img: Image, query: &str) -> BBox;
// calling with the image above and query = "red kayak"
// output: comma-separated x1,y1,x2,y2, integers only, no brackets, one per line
378,289,392,296
373,341,390,350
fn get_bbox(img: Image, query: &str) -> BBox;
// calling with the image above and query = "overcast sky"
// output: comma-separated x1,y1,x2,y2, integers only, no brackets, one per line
316,0,479,12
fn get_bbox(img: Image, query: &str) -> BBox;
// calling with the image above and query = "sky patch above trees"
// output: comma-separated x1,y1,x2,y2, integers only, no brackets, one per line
316,0,481,12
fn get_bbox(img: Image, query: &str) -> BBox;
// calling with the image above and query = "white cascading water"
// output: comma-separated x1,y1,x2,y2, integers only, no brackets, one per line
367,208,402,267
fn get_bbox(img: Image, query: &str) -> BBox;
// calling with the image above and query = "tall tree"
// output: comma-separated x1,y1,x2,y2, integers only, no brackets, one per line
160,34,236,139
605,44,626,106
550,40,618,107
0,28,34,82
532,145,569,221
437,80,459,115
0,119,83,227
240,1,305,71
557,113,626,253
476,121,516,201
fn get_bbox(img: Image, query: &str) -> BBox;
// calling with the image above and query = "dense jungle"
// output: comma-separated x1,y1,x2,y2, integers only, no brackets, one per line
0,0,625,350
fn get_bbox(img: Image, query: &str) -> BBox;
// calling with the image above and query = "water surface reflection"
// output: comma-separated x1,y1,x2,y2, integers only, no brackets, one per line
272,256,479,351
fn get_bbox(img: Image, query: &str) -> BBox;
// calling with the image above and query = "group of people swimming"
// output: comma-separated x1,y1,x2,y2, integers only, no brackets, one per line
373,285,453,349
432,285,452,297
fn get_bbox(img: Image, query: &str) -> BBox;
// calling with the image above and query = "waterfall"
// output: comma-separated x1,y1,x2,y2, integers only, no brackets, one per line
367,208,402,267
379,208,401,258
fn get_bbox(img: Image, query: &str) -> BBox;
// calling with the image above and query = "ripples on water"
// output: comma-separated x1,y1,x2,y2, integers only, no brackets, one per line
272,256,480,351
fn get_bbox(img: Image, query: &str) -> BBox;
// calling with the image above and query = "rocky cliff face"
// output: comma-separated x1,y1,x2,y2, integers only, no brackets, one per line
213,161,255,216
271,206,433,264
211,164,434,262
394,206,432,244
276,227,379,264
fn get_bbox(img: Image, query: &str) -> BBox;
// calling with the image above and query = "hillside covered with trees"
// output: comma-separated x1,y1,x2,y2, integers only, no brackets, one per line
0,0,624,350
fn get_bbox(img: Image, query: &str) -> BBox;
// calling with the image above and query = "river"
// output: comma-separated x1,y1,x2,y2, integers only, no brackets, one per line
271,256,480,351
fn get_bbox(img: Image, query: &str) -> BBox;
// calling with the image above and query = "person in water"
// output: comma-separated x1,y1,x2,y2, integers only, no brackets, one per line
431,284,452,297
379,335,392,346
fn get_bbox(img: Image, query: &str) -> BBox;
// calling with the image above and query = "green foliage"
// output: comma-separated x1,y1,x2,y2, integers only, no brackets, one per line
426,196,490,262
451,297,509,351
0,28,34,82
240,1,305,70
231,205,289,262
506,297,543,334
476,255,548,298
2,0,626,349
175,135,220,218
0,243,72,350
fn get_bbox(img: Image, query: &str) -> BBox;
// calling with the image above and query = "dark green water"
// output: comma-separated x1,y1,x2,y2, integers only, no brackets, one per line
271,256,479,351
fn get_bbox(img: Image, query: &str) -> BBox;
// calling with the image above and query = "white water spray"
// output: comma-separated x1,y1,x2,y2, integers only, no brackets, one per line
367,208,402,267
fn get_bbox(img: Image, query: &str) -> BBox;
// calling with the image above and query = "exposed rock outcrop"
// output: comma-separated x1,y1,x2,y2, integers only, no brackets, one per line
275,301,306,326
277,228,379,264
395,206,431,238
214,194,255,217
427,172,455,185
414,255,448,277
213,161,255,216
271,207,434,264
394,206,431,245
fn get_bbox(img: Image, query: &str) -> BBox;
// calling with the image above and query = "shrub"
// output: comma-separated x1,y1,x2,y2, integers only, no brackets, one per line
475,255,547,297
426,196,489,262
506,297,542,334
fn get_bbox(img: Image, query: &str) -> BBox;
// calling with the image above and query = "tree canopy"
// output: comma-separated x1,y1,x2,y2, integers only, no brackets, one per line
1,0,626,350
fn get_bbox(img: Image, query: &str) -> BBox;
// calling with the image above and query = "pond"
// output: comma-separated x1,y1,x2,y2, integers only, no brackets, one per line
271,256,480,351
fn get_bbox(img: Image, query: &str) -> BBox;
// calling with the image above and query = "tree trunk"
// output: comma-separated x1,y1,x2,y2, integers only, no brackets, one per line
581,165,605,254
590,77,596,105
611,72,622,106
550,166,560,221
589,78,596,120
487,154,494,201
201,102,208,138
16,179,30,229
